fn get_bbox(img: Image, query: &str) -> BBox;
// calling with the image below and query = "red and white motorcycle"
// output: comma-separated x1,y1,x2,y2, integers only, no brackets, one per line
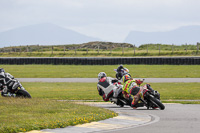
139,83,165,110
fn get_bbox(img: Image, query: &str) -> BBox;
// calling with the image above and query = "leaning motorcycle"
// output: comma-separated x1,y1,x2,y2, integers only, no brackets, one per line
140,84,165,110
0,79,31,98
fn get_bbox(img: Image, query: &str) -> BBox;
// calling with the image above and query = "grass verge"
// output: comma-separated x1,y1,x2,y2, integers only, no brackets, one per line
0,98,117,133
0,49,199,57
23,82,200,101
1,65,200,78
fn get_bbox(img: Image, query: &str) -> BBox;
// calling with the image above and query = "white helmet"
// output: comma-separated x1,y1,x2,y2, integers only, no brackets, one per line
98,72,107,80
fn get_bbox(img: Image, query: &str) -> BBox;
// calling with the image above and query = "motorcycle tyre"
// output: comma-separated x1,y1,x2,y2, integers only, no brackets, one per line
116,99,125,107
119,103,124,107
149,95,165,110
16,89,32,98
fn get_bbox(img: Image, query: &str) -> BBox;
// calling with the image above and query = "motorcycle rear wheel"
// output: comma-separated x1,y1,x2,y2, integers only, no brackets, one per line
149,95,165,110
16,89,32,98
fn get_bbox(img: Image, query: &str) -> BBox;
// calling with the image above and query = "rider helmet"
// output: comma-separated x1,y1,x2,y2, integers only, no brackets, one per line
117,65,124,72
122,74,131,83
98,72,107,80
0,68,5,78
0,68,5,73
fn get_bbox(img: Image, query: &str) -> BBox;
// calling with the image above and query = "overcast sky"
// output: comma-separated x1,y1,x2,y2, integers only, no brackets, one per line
1,0,200,42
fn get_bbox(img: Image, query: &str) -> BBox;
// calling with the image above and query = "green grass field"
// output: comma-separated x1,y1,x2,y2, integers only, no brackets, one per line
0,98,117,133
22,82,200,101
1,65,200,78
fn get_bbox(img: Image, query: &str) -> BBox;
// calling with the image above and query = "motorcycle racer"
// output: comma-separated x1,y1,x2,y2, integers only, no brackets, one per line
122,74,157,109
122,74,145,109
115,65,130,81
0,68,18,97
97,72,120,101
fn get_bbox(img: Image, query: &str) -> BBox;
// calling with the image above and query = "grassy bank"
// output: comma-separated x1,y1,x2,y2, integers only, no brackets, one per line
0,50,199,57
2,65,200,78
0,98,117,133
0,43,200,57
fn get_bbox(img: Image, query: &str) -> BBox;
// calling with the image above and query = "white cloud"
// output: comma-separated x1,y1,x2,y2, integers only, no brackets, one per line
1,0,200,41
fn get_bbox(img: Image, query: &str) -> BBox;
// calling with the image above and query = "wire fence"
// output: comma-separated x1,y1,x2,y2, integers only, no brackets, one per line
0,43,199,56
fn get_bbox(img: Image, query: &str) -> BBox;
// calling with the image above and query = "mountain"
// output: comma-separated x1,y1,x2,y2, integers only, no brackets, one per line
124,25,200,46
0,23,101,47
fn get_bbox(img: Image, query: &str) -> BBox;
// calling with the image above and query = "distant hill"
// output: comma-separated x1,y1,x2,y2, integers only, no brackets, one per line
0,23,101,47
0,41,134,52
79,41,133,50
124,25,200,46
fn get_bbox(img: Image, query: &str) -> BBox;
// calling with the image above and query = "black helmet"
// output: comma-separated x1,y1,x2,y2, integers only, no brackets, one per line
117,65,124,72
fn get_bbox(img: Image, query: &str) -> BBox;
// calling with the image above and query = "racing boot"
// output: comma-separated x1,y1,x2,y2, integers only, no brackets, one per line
128,96,133,106
131,103,144,109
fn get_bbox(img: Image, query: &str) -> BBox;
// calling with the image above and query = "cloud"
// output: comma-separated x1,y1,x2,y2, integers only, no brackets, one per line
1,0,200,42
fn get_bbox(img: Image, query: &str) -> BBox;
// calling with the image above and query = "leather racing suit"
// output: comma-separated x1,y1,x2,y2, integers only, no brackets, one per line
97,77,120,101
0,69,18,97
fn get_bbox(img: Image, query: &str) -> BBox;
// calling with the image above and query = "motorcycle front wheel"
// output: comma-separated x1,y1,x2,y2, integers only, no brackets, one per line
149,95,165,110
16,89,32,98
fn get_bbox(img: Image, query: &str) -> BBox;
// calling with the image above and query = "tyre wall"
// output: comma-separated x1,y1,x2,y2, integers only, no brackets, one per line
0,57,199,65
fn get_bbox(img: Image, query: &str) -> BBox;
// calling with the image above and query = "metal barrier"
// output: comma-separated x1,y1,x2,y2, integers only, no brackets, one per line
0,57,199,65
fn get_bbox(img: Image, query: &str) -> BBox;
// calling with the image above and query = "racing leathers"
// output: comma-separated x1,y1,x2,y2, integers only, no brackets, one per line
122,79,145,108
97,77,120,101
0,70,17,97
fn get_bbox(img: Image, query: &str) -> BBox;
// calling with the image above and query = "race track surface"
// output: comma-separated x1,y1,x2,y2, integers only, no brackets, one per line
95,103,200,133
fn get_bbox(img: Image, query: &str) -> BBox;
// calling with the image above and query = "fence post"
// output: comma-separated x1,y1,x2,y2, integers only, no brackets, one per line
159,45,160,54
172,44,174,53
75,47,77,55
185,43,187,52
14,46,17,52
51,46,53,54
30,46,32,53
26,45,29,52
122,45,124,54
20,46,21,54
37,44,39,52
64,46,66,53
147,45,148,53
41,46,43,53
134,45,136,55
